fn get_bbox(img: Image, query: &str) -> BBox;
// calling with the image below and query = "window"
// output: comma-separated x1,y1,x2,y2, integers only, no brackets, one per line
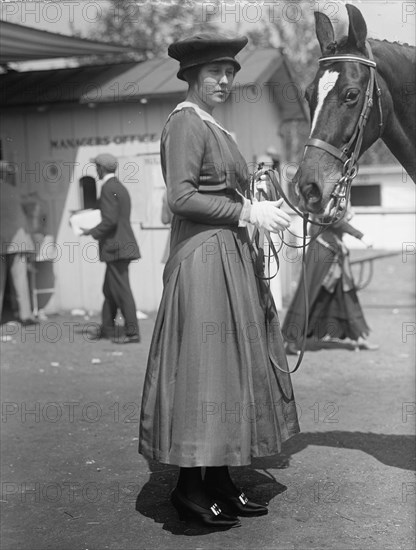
350,184,381,207
79,176,97,209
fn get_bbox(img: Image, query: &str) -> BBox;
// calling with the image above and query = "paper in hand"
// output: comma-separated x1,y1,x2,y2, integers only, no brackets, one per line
69,209,101,236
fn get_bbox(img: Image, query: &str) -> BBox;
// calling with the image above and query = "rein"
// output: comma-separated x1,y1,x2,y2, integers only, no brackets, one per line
249,168,311,374
304,41,384,220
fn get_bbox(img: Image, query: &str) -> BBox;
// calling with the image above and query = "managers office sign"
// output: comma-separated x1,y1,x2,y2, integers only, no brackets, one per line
50,133,158,150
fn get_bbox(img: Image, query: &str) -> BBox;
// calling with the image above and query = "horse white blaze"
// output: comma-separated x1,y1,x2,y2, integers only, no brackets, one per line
309,70,340,137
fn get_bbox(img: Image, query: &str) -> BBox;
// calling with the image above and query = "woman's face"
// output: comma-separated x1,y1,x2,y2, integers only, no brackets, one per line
193,62,236,109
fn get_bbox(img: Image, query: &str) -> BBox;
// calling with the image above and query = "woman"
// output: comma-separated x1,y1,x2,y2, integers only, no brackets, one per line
139,33,300,528
282,214,378,354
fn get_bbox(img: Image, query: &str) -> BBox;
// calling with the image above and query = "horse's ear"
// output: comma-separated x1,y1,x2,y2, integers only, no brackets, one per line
346,4,367,53
314,11,336,54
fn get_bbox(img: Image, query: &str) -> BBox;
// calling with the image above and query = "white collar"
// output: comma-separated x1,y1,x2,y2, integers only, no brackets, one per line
101,173,115,184
171,101,232,136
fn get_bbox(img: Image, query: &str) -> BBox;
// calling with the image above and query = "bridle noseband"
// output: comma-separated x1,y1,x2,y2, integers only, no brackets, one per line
304,41,384,221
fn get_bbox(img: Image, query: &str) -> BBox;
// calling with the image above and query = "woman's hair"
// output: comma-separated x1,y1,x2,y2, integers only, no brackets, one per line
182,66,201,86
182,62,237,86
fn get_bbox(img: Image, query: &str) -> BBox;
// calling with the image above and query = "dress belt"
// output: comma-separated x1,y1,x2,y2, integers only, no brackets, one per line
198,182,230,192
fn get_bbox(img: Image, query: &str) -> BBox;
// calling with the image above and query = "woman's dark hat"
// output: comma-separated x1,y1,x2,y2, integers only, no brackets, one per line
168,33,248,81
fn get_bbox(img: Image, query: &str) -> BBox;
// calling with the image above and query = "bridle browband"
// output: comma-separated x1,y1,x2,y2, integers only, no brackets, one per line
317,55,376,68
303,41,384,221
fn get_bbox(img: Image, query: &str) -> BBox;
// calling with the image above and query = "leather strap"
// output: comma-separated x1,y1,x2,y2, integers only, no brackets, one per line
306,138,349,163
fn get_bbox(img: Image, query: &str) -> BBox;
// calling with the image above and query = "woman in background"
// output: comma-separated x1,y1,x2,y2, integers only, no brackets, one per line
282,213,378,354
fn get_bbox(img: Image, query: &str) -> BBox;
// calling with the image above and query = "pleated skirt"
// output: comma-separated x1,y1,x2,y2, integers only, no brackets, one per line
139,225,299,467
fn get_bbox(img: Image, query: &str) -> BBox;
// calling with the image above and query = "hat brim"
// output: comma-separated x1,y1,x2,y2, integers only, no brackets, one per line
178,57,241,81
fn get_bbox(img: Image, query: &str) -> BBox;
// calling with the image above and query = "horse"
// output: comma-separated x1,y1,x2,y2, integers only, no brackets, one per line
291,4,416,216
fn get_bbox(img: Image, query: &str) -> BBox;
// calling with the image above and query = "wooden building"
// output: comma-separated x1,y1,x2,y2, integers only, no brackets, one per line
0,48,307,313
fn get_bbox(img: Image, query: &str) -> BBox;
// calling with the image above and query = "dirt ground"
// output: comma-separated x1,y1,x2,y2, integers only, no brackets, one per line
1,252,415,550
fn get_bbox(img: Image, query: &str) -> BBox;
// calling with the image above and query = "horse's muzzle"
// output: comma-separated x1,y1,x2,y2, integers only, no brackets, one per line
290,168,323,213
296,182,324,214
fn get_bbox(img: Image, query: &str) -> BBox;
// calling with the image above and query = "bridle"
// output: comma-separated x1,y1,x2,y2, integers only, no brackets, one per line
249,42,384,374
303,41,384,222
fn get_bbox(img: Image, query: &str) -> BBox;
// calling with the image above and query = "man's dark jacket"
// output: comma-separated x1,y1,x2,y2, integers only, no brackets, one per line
90,177,140,263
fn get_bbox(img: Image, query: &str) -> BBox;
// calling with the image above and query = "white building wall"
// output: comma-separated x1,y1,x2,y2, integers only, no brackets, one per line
343,165,416,251
1,94,286,313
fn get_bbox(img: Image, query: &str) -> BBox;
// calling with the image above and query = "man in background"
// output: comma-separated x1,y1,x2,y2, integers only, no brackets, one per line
82,153,141,344
0,161,37,325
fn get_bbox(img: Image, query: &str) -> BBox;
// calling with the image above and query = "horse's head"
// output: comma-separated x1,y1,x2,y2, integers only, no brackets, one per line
293,4,383,215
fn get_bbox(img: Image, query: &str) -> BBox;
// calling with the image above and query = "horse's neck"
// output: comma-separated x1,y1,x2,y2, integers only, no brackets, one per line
371,39,416,181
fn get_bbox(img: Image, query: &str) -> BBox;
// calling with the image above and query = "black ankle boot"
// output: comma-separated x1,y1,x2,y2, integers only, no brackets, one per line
171,489,241,527
204,467,268,517
204,484,268,517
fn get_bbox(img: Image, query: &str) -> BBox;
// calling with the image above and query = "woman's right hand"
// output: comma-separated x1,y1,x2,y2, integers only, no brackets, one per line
249,198,290,233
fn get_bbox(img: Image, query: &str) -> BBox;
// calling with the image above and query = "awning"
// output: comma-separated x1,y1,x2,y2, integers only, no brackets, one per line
0,48,307,120
0,20,134,63
0,47,308,121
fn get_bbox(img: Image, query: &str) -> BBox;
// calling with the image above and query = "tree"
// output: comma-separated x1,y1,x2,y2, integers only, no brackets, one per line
244,1,318,162
89,0,218,62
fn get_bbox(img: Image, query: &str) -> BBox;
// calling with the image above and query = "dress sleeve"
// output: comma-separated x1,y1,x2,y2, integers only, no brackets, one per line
162,110,243,225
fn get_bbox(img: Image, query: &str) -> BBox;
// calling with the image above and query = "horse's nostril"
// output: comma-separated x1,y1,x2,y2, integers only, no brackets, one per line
308,194,320,204
303,183,322,204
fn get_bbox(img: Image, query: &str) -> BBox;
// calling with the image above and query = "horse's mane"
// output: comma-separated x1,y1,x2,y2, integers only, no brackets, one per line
370,38,416,65
334,36,415,63
371,38,415,52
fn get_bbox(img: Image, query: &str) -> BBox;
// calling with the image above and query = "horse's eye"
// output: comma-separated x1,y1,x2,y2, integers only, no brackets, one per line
345,89,359,103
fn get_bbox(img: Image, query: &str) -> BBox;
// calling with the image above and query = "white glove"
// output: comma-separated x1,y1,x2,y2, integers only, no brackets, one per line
249,198,290,233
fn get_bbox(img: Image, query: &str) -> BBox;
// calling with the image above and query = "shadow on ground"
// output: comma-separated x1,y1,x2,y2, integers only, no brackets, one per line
135,460,286,536
252,431,416,472
135,431,415,534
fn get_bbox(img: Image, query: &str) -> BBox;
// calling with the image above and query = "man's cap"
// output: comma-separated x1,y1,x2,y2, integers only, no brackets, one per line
90,153,118,172
168,33,248,81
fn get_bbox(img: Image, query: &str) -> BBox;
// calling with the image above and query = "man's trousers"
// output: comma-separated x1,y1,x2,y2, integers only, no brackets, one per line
102,260,139,338
0,253,33,321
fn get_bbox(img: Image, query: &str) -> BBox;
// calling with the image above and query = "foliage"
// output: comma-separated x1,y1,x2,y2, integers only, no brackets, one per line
244,1,318,163
89,0,217,62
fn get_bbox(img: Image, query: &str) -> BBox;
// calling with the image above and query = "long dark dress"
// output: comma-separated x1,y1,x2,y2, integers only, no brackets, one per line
282,221,370,348
139,103,299,467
